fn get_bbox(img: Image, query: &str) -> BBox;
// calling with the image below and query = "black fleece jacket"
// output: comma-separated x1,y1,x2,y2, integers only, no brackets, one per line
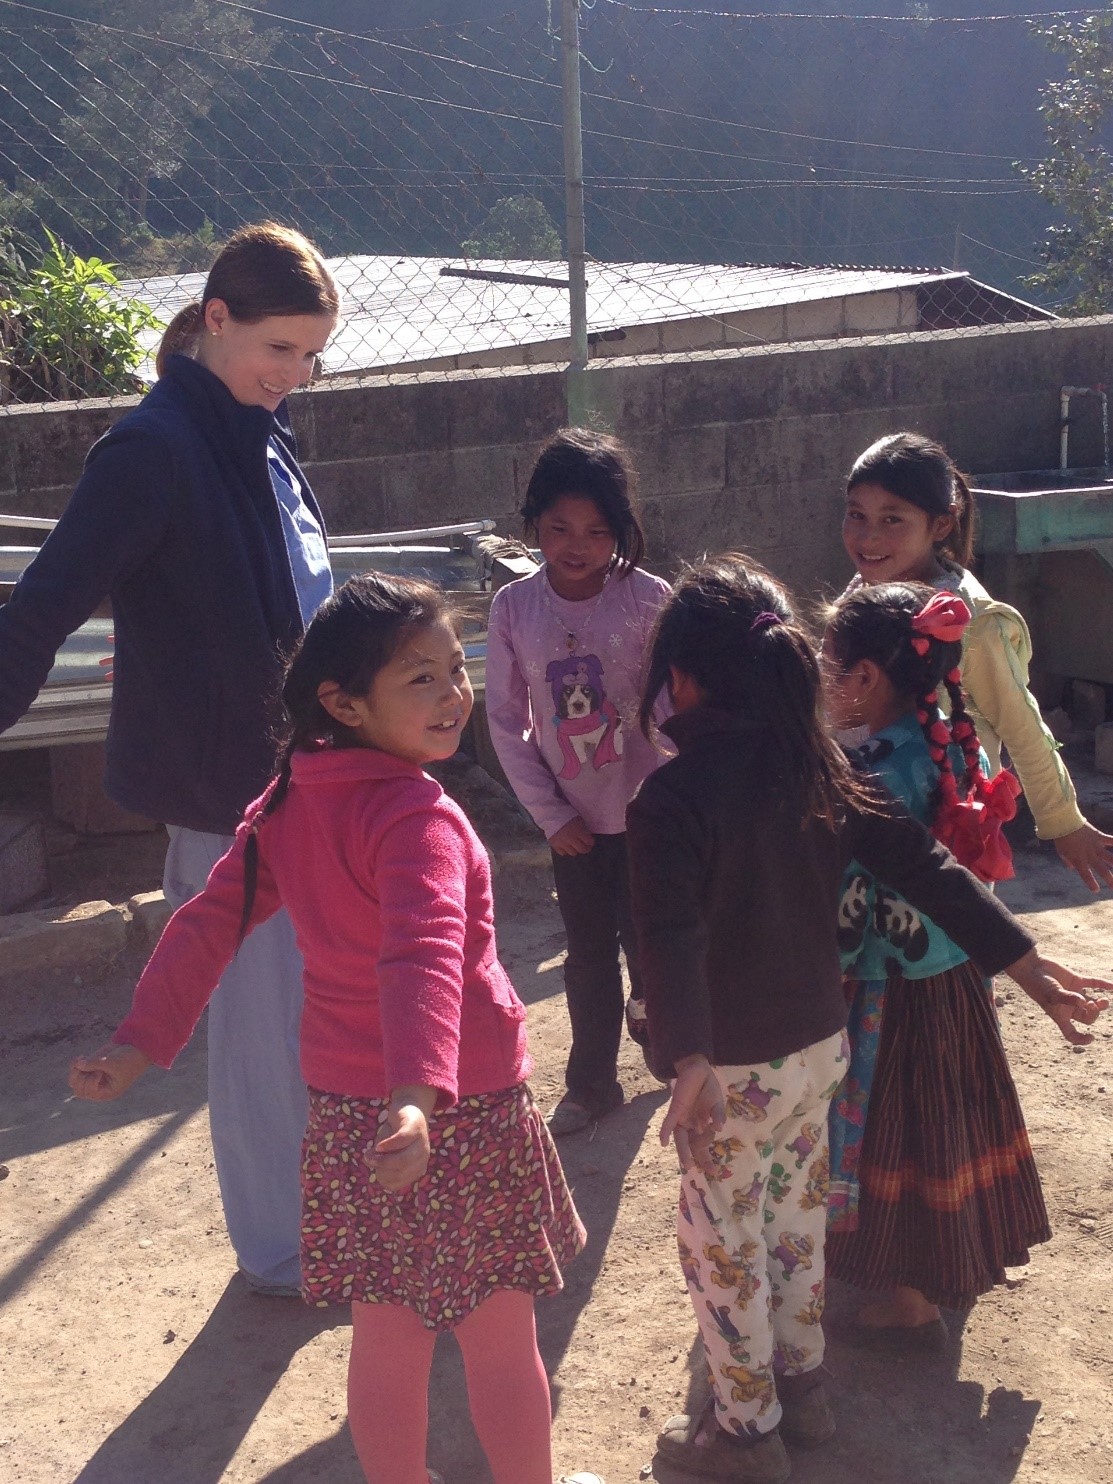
0,355,321,833
626,707,1034,1073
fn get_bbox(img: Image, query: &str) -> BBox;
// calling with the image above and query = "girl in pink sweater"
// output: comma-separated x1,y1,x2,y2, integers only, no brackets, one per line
69,573,598,1484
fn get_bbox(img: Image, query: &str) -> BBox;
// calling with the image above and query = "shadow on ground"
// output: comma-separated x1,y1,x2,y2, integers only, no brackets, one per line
72,1280,350,1484
650,1287,1037,1484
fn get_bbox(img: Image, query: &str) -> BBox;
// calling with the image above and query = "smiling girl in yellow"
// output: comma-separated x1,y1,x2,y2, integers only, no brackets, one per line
842,432,1113,892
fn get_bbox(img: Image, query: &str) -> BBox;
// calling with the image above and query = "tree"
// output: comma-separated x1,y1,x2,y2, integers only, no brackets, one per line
461,196,562,260
1020,8,1113,314
3,1,272,269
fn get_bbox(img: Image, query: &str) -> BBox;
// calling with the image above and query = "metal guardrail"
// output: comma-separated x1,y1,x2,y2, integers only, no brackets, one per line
0,514,57,530
0,524,536,752
0,514,498,541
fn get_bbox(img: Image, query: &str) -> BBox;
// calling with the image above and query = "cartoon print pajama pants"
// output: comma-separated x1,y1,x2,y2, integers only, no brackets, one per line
676,1029,849,1440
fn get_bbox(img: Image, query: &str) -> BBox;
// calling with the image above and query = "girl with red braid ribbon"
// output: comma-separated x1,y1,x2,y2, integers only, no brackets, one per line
820,581,1090,1349
841,432,1113,892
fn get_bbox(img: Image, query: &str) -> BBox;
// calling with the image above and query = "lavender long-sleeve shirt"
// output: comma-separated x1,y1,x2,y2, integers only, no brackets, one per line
486,565,671,839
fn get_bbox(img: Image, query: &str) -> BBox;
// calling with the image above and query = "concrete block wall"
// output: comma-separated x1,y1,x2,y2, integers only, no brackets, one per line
2,316,1113,611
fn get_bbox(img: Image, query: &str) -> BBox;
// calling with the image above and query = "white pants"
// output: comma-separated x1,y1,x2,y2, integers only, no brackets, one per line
677,1029,848,1440
164,826,307,1289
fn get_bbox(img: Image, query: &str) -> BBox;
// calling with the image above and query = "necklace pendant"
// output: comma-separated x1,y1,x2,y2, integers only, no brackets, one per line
565,632,577,653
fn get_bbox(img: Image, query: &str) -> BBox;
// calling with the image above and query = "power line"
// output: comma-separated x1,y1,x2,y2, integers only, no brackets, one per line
598,0,1097,22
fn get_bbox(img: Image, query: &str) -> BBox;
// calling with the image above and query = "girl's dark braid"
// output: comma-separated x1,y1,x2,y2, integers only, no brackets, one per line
942,668,987,793
912,665,958,824
238,732,301,944
910,650,985,833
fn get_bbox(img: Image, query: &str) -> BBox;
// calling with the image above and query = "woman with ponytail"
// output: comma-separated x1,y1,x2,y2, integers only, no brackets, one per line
822,581,1094,1348
0,222,340,1294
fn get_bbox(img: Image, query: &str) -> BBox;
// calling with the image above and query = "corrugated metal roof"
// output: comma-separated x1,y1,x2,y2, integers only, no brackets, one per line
119,256,1047,379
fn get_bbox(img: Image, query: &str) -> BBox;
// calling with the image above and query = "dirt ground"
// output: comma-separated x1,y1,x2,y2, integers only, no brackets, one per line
4,797,1113,1484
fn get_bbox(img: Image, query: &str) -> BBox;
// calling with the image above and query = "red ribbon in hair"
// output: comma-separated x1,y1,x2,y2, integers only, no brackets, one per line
910,592,972,656
935,767,1021,883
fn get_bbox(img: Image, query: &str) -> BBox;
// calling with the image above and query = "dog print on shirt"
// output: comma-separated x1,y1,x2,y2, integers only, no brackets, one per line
545,652,624,780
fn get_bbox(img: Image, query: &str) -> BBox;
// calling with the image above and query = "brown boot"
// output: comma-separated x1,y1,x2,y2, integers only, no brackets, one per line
656,1398,791,1482
776,1371,835,1449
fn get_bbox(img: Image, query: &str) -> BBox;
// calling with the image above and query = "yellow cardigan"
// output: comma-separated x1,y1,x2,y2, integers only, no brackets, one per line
945,565,1084,841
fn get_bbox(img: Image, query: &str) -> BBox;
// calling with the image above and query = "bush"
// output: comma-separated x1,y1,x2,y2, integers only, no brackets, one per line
461,196,562,260
0,232,159,402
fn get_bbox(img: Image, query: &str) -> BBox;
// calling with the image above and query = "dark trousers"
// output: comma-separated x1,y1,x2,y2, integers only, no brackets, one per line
550,831,643,1111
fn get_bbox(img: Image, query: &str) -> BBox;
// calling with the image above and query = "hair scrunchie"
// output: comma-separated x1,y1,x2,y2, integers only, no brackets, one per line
750,611,783,634
910,591,971,656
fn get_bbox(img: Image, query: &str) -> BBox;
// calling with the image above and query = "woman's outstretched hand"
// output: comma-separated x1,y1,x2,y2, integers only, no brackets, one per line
1004,950,1112,1045
69,1042,151,1101
660,1054,725,1176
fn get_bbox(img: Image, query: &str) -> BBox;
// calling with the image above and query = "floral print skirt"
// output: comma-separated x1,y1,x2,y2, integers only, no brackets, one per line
301,1082,586,1330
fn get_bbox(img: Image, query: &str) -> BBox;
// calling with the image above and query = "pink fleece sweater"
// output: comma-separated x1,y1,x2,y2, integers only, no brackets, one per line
115,748,531,1104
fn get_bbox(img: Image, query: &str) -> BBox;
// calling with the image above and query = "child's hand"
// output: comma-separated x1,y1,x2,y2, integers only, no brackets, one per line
549,817,595,856
1004,950,1112,1045
661,1055,725,1175
68,1042,151,1101
367,1096,433,1191
1054,822,1113,893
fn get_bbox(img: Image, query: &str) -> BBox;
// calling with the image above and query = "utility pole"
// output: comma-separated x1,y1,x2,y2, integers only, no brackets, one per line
561,0,589,425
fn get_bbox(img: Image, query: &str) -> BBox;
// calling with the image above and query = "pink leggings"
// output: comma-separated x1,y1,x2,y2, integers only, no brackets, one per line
347,1289,553,1484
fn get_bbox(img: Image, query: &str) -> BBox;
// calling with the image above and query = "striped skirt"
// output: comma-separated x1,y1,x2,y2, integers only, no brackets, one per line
826,960,1050,1308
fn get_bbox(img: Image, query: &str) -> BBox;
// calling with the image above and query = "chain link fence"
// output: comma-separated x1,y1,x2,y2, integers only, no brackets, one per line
0,0,1076,406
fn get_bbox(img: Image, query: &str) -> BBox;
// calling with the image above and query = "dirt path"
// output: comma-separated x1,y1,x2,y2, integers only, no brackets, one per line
3,845,1113,1484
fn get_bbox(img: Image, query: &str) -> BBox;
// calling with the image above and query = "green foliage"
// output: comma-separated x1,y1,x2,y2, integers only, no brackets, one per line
0,223,30,291
116,220,220,276
461,197,562,260
0,233,159,402
1021,8,1113,314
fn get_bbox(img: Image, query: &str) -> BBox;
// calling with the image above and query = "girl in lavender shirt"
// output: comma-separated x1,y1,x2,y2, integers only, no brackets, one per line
486,429,670,1135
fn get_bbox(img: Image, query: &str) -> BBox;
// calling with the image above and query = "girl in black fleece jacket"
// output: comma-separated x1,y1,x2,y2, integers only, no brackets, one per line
626,554,1108,1484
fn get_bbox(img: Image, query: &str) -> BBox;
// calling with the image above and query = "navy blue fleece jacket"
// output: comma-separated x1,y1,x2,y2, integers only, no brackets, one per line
0,355,323,833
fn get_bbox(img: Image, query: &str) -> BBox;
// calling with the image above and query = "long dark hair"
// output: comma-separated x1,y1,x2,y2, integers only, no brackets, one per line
640,553,875,829
825,582,989,841
521,426,647,576
847,432,976,568
239,572,452,940
156,221,340,377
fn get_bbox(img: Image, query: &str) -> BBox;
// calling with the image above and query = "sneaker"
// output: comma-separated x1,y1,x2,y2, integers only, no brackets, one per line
239,1268,302,1299
547,1085,624,1137
557,1475,605,1484
656,1405,791,1482
547,1096,595,1136
625,996,650,1046
776,1375,835,1449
